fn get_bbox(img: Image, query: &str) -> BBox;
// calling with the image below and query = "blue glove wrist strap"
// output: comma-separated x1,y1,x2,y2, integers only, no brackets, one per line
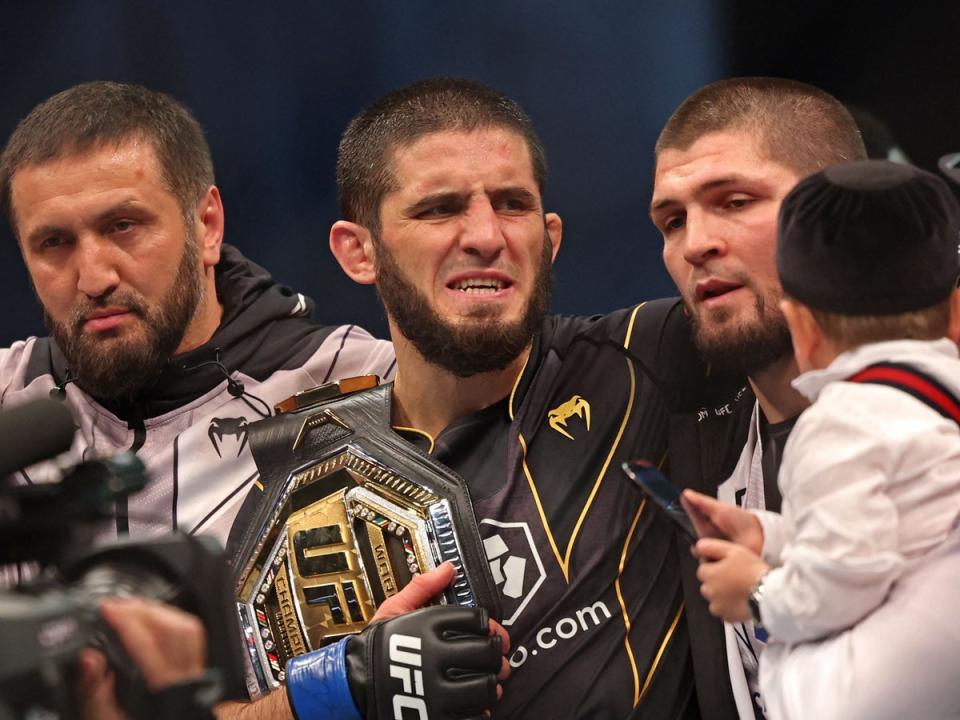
285,638,361,720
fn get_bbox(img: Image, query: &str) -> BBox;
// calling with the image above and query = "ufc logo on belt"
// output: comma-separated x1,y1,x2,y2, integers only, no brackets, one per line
389,633,428,719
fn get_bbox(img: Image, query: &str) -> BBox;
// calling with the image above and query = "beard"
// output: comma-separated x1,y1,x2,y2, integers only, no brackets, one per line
686,279,793,376
375,234,553,378
45,234,205,403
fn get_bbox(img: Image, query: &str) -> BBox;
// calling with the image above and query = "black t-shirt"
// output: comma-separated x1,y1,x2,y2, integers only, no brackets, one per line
395,299,709,720
759,415,796,514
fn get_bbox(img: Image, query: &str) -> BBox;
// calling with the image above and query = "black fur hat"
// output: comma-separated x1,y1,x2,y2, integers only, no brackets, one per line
777,160,959,315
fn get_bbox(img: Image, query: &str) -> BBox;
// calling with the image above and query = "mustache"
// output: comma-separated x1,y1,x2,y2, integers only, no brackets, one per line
686,271,756,301
68,290,148,331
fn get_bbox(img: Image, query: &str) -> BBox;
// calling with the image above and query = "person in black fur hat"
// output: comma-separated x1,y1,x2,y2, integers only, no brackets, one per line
688,159,960,719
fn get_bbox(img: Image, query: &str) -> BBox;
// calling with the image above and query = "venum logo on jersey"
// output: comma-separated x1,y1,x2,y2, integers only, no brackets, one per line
207,417,249,457
547,394,591,441
479,519,546,627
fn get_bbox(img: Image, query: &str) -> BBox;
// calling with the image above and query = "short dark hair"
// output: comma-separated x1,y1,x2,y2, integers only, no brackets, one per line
655,77,867,175
0,81,214,229
336,77,547,233
809,299,953,350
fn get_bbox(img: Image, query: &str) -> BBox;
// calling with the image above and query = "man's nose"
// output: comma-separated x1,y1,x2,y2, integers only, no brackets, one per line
459,199,507,259
681,210,726,266
74,238,121,298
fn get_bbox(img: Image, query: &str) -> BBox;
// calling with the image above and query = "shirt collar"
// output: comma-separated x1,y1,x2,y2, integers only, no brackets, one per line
792,338,959,402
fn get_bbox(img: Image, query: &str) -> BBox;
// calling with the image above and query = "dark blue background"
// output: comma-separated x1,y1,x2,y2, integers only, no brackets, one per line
1,1,957,343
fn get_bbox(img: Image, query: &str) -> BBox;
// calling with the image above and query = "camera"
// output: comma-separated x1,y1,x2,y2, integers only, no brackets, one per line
0,399,246,719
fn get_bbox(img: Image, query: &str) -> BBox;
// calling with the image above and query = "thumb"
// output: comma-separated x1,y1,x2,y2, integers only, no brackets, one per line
372,562,456,620
681,490,724,539
682,489,722,518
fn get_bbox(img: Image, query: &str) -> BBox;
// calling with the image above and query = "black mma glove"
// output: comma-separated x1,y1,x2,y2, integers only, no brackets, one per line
347,605,501,720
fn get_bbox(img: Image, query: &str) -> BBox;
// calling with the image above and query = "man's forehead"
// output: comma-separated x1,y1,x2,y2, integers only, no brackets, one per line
386,127,537,192
651,130,796,208
12,135,161,188
10,138,171,231
655,130,765,176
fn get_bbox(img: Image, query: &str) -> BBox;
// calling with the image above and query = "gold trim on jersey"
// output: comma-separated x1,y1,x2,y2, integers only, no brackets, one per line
517,354,638,582
638,601,685,706
392,425,436,455
508,353,531,421
615,496,687,709
514,303,647,581
563,357,636,576
615,497,648,706
623,301,647,350
518,432,566,573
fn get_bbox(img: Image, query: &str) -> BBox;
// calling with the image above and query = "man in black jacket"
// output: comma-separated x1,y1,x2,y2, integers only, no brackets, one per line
649,77,867,718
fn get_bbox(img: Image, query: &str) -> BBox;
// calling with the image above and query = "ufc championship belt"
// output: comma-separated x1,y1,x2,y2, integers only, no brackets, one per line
229,376,501,698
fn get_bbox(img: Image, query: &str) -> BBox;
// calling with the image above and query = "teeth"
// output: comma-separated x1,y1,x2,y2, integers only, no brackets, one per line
453,278,505,293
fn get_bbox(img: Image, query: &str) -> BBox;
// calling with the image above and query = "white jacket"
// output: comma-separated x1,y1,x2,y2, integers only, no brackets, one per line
0,246,395,553
756,338,960,719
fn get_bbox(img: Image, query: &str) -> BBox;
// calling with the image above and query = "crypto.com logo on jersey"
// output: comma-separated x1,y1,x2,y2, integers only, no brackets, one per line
479,518,547,627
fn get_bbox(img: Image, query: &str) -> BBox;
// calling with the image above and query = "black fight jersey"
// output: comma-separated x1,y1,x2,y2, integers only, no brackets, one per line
397,299,708,719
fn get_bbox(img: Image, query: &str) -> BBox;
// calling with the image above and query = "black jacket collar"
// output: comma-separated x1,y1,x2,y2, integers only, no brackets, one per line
44,244,315,421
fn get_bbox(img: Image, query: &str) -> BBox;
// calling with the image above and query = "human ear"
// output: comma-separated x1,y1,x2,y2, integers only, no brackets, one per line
329,221,377,285
780,299,821,372
195,186,225,268
946,288,960,346
544,212,562,262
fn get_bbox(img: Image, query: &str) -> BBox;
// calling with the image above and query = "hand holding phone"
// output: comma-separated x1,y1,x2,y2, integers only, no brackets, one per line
679,489,765,554
621,460,697,541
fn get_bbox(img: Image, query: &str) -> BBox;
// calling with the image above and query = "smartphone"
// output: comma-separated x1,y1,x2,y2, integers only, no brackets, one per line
621,460,697,541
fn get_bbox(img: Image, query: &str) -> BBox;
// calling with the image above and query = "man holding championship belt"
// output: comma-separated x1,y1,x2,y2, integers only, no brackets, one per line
0,82,503,720
242,78,729,719
227,373,508,716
